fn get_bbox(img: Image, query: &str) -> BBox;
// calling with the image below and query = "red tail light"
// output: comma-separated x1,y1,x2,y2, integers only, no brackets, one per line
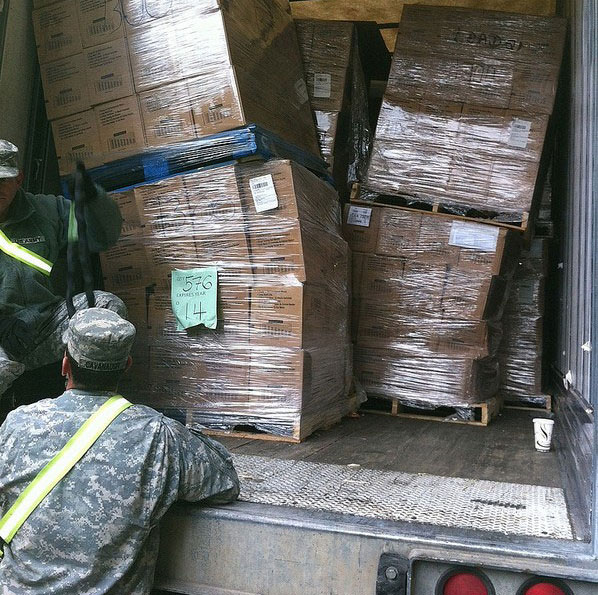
518,578,573,595
437,568,495,595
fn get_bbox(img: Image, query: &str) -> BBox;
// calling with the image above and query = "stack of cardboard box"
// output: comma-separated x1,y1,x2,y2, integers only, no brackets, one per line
498,165,554,407
295,20,371,200
101,159,355,440
498,239,549,406
346,6,565,412
33,0,319,175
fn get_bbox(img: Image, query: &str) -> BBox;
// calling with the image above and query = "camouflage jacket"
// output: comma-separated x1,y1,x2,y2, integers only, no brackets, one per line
0,390,240,594
0,187,122,326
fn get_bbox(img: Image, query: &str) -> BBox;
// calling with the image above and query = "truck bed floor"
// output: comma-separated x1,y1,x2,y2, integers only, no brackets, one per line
219,409,573,540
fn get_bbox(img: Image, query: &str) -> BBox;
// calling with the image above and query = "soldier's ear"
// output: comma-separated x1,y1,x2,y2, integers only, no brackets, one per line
124,356,132,372
61,352,70,377
15,171,24,189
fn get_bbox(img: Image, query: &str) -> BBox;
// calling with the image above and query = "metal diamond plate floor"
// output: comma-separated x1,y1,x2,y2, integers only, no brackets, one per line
234,454,573,540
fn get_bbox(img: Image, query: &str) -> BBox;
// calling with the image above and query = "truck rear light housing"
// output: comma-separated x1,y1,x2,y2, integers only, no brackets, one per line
517,578,573,595
435,567,495,595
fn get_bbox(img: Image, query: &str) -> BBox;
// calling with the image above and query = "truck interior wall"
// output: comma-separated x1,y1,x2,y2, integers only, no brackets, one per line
553,0,597,546
0,0,37,157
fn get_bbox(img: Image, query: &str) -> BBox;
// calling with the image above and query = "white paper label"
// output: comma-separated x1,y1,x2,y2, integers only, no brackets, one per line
508,118,532,148
313,73,332,98
449,221,499,252
347,206,372,227
315,111,330,131
294,78,309,105
249,174,278,213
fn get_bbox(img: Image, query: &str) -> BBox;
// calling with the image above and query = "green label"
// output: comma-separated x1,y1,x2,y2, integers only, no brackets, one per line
171,268,218,331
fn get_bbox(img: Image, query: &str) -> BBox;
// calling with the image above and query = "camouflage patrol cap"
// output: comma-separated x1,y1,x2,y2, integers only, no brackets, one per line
0,140,19,179
63,308,136,372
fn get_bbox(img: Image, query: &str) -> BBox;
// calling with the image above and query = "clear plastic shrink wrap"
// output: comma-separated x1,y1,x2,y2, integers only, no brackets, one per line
343,203,521,407
499,239,548,403
33,0,320,175
101,159,356,440
362,6,566,220
296,20,372,200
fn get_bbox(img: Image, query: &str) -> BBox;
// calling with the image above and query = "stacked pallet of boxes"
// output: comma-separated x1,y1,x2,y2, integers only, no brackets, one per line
33,0,319,175
295,19,371,200
498,172,555,408
498,238,550,407
347,6,565,416
32,0,356,441
101,161,353,440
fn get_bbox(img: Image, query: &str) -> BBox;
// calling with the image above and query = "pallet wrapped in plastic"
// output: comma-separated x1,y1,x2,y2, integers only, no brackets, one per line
35,0,320,175
343,202,520,408
499,239,549,403
354,347,499,408
362,6,566,221
296,19,372,200
102,159,356,440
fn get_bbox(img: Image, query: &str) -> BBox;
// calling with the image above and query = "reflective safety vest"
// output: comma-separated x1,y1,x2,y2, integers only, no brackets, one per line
0,396,132,558
0,228,53,277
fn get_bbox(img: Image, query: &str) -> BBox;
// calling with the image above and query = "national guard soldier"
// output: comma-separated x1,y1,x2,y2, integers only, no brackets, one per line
0,140,125,400
0,308,240,594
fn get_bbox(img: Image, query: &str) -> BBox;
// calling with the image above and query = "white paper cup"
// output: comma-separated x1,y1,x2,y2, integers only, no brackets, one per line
533,418,554,452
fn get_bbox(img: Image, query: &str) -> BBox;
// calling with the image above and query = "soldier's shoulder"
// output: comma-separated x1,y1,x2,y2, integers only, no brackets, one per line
24,190,68,218
3,397,61,429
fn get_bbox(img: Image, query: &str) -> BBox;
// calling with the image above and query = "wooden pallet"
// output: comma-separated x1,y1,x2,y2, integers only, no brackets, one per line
360,396,502,426
350,183,529,232
503,395,552,412
203,428,301,443
173,393,363,443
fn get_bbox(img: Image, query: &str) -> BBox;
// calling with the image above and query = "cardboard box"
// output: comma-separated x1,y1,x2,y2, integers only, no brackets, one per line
295,20,354,113
33,0,82,64
353,302,496,358
146,345,251,409
236,160,341,234
77,0,126,48
343,204,520,277
248,345,348,414
85,38,135,106
352,253,508,321
95,95,146,158
51,110,103,175
139,79,197,147
125,0,320,156
249,282,348,349
100,230,151,290
247,221,349,286
146,283,251,344
354,346,499,406
40,53,90,121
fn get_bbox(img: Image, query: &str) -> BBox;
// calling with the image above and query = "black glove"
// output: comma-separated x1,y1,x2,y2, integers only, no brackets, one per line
0,317,33,361
67,161,98,202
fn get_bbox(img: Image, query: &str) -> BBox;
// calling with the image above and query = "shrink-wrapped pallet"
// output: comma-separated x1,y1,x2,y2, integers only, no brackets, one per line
33,0,320,174
102,159,356,440
362,6,566,222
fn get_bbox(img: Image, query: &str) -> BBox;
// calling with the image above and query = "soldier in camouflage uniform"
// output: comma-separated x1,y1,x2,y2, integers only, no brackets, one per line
0,140,125,400
0,308,240,594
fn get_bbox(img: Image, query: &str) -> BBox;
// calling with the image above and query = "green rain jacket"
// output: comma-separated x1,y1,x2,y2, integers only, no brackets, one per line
0,187,122,327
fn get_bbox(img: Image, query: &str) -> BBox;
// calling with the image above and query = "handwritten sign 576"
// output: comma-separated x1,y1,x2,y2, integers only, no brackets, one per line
171,268,218,330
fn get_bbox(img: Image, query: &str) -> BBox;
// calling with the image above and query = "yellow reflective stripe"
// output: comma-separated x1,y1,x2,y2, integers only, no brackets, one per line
0,229,53,276
0,396,132,545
